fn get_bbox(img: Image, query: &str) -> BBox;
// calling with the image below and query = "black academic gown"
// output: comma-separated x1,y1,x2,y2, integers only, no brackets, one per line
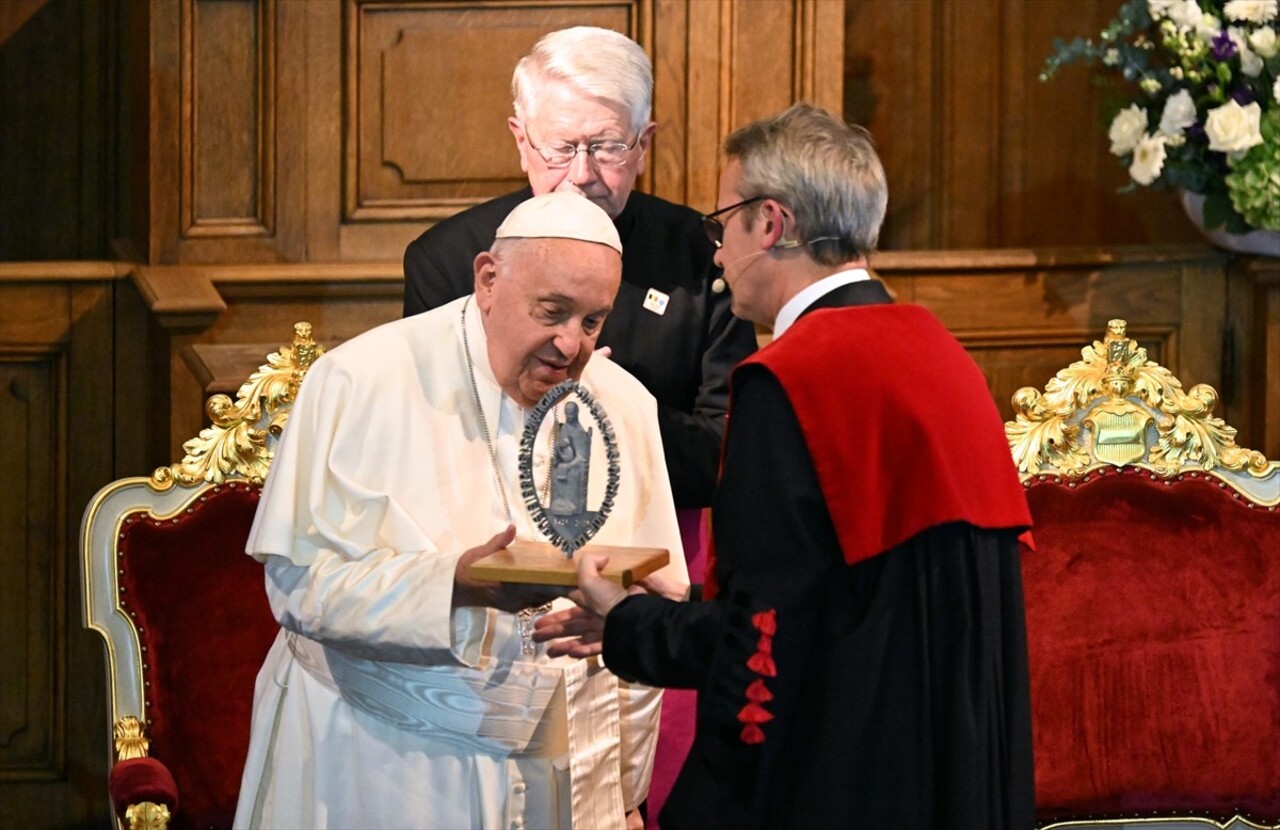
603,279,1036,829
402,188,758,507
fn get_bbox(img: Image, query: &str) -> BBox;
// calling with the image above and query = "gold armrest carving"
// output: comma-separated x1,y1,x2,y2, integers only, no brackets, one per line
113,715,150,761
1006,319,1269,478
124,802,170,830
150,322,324,491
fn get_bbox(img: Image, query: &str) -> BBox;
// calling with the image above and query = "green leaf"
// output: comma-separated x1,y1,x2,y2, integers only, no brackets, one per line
1202,190,1231,230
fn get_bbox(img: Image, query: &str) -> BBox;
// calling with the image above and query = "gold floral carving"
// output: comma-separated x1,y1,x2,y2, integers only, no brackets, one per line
113,715,151,761
150,323,324,490
124,802,171,830
1005,319,1270,478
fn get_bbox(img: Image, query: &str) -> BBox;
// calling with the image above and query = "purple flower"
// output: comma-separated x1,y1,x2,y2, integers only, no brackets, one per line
1231,87,1255,105
1211,30,1237,61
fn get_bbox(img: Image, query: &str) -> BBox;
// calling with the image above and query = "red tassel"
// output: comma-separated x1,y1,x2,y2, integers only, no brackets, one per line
756,634,773,654
745,679,774,703
740,724,765,744
751,609,777,635
747,651,777,677
737,701,774,724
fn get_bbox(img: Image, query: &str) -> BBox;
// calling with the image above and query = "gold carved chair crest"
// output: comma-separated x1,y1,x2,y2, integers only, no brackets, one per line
80,323,323,830
1007,318,1276,498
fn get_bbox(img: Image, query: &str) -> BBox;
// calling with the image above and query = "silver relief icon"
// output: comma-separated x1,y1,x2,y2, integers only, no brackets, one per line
518,381,620,556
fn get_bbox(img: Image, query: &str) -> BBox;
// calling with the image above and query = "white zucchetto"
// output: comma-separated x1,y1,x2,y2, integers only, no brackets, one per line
494,192,623,254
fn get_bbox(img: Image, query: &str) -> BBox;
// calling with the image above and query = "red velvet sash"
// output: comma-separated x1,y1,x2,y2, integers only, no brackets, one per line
705,304,1030,596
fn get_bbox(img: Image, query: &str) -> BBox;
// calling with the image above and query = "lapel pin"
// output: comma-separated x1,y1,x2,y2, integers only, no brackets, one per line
643,288,670,315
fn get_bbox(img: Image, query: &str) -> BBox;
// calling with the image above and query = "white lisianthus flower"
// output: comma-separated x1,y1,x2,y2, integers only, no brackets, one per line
1129,134,1168,185
1159,88,1198,135
1230,28,1266,76
1149,0,1181,18
1168,0,1204,31
1109,104,1149,155
1249,25,1278,57
1223,0,1278,23
1205,100,1264,155
1196,12,1223,39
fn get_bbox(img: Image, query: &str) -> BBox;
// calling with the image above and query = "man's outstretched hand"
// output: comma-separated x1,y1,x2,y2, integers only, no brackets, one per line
532,553,635,657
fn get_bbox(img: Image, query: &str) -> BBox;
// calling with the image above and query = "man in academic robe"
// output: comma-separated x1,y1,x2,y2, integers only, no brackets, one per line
535,104,1036,829
402,26,757,512
234,192,688,830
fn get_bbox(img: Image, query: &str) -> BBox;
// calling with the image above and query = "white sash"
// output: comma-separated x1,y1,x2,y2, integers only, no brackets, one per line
286,631,626,828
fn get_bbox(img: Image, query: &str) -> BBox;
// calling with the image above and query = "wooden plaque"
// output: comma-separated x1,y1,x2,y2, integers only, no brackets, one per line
471,540,669,588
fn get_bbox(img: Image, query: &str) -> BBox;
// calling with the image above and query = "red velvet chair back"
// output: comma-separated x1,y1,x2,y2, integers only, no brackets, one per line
82,323,324,829
1006,320,1280,829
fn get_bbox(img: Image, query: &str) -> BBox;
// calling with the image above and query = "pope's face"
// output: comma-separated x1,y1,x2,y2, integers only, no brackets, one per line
474,238,621,408
509,78,654,219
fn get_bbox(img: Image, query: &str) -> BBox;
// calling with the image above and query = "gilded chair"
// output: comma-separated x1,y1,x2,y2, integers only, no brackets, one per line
1006,320,1280,830
81,323,324,830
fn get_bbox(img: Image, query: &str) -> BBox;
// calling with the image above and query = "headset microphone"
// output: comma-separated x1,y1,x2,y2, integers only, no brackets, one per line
712,236,804,294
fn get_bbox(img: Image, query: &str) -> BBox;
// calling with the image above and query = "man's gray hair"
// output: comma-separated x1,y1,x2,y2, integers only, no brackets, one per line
723,103,888,266
512,27,653,134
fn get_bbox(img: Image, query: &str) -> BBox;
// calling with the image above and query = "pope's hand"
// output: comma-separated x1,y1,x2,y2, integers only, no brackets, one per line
452,526,568,612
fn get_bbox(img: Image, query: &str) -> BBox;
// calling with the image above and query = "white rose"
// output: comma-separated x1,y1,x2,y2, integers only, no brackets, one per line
1129,134,1168,185
1223,0,1278,23
1109,104,1149,155
1249,25,1278,57
1159,89,1198,135
1205,100,1264,154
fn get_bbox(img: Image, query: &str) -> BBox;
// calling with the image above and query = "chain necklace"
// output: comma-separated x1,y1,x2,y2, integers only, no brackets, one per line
461,296,514,524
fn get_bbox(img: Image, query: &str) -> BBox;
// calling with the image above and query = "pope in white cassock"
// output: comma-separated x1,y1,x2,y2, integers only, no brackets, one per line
232,192,689,829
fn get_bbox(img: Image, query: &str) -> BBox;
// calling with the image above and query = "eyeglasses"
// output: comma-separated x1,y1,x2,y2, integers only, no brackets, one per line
700,197,764,248
525,131,640,168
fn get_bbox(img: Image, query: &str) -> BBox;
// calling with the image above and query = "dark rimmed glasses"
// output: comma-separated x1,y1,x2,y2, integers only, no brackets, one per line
700,196,764,248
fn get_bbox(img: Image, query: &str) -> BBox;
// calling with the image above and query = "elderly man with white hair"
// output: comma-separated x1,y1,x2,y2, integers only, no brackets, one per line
235,192,688,830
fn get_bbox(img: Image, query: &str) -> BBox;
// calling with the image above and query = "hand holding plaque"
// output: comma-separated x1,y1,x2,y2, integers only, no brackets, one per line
470,380,669,587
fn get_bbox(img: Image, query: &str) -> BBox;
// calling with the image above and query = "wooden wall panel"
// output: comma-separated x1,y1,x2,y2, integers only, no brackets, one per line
131,0,844,264
347,1,636,222
1231,260,1280,460
0,0,117,261
0,267,120,828
0,356,60,780
871,248,1234,431
844,0,1194,251
184,0,274,237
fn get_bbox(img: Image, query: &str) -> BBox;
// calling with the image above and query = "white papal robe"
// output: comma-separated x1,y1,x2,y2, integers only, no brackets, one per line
232,296,688,830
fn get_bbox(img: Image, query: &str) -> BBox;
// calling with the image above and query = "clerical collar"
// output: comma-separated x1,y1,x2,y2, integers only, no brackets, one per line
772,267,870,338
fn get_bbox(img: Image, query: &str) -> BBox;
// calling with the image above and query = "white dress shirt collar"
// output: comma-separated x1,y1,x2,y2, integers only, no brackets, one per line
772,267,870,339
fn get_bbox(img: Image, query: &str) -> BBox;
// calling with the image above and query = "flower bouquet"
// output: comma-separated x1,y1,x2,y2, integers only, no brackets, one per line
1043,0,1280,235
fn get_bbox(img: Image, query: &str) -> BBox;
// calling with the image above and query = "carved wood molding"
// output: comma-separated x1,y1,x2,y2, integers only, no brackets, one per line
180,0,276,238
